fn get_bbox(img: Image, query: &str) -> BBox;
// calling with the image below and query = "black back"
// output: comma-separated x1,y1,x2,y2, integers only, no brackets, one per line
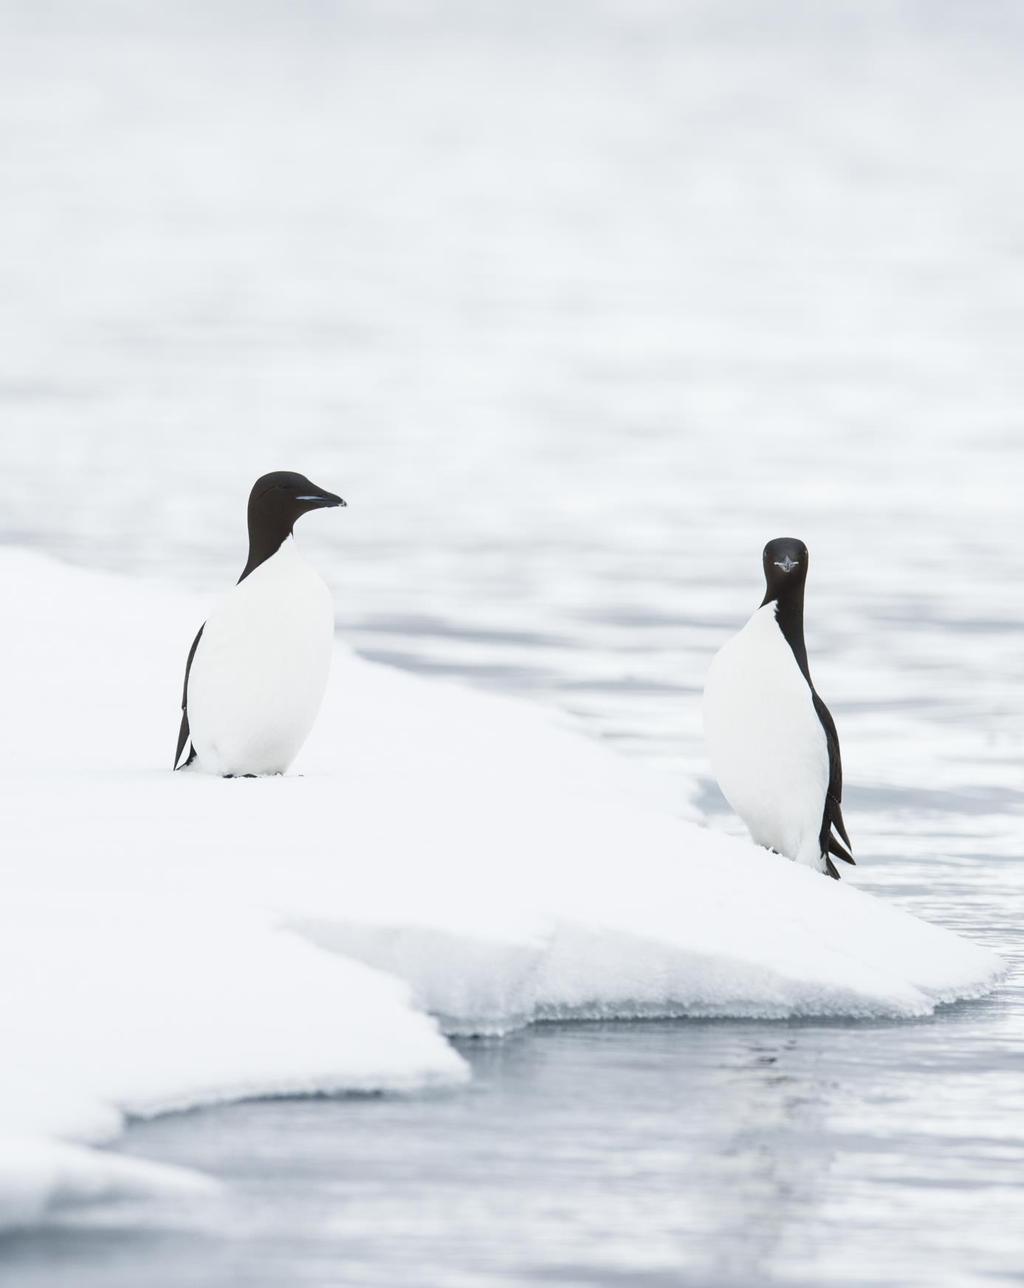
761,537,854,879
173,472,345,770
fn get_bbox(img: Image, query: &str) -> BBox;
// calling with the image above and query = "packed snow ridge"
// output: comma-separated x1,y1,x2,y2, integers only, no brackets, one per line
0,549,1002,1229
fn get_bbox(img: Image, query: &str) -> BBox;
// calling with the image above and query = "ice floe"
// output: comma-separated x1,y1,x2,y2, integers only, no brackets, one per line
0,548,1002,1229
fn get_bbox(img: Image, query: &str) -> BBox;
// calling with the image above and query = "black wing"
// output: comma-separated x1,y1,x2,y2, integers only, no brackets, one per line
813,691,854,877
173,625,204,770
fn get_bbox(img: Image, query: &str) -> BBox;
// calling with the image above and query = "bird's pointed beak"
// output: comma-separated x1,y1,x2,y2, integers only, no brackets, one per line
773,556,799,573
297,490,346,509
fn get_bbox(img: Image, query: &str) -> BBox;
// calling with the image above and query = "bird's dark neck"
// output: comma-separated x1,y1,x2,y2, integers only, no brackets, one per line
238,526,291,584
764,583,811,685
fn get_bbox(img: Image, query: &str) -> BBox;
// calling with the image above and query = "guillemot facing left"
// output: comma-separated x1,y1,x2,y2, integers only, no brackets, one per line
702,537,854,879
174,471,345,777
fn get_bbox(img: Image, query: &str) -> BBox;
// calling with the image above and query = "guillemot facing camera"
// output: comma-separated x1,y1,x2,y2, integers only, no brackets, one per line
702,538,854,879
174,472,345,777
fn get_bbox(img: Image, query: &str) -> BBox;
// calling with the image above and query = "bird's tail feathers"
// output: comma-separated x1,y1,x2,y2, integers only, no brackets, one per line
828,834,854,865
822,793,854,878
828,793,853,850
173,712,197,771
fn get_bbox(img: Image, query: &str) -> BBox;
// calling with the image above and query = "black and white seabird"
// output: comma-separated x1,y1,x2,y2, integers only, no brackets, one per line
174,471,345,777
702,538,854,879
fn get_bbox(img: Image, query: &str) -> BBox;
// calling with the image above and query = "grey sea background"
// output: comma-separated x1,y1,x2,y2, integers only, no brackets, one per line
1,1,1023,1284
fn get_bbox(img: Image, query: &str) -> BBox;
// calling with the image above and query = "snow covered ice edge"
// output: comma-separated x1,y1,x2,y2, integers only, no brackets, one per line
0,549,1003,1230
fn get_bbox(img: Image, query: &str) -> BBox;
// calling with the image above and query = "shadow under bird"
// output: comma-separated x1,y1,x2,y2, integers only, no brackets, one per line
174,471,345,777
702,538,854,879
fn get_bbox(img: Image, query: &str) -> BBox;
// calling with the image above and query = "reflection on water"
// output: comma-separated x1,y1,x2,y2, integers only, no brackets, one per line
1,0,1024,1283
3,1011,1023,1287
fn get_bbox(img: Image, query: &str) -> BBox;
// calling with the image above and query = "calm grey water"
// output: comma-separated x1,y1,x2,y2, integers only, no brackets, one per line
2,0,1024,1283
2,1006,1022,1288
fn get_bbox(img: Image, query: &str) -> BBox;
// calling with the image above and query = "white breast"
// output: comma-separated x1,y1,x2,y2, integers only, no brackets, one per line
702,603,829,871
187,539,335,776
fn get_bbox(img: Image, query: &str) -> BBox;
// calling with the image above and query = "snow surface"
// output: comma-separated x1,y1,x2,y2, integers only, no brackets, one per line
0,548,1002,1230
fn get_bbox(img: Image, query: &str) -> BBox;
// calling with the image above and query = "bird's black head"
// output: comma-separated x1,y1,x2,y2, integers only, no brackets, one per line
761,537,809,604
242,471,345,580
248,471,345,529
